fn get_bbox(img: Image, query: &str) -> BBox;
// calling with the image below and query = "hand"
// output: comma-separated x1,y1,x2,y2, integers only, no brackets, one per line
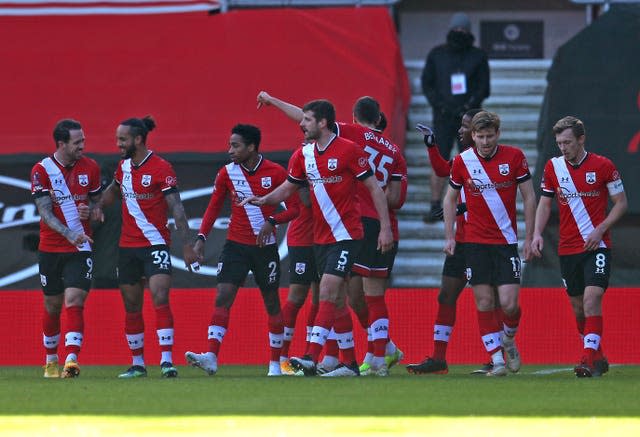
77,203,90,220
531,235,544,258
416,123,436,148
65,229,93,247
239,195,264,207
443,238,456,256
183,243,201,272
256,222,275,247
193,239,205,260
90,206,104,223
455,202,467,216
584,227,605,251
256,91,272,109
377,226,394,254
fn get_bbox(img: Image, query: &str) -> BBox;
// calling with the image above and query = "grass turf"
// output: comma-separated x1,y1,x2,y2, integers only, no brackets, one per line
2,364,639,417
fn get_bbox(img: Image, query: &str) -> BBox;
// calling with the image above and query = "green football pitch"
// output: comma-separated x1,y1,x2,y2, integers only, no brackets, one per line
2,364,639,436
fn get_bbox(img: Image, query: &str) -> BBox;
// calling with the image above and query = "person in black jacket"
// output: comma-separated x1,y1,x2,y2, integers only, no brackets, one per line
421,12,490,223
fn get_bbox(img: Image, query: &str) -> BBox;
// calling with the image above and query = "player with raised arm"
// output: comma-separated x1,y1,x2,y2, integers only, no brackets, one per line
443,111,535,376
257,92,404,376
102,115,199,378
244,99,393,377
31,119,103,378
531,116,627,377
407,109,506,375
184,124,299,377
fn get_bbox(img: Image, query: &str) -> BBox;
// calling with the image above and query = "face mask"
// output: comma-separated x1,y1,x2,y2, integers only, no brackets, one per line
447,29,474,51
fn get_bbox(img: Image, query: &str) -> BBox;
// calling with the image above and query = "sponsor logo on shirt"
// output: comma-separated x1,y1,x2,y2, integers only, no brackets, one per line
467,178,513,195
556,186,601,205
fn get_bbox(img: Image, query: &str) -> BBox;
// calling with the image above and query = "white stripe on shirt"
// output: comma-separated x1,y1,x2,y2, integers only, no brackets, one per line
551,157,606,249
302,144,351,241
121,159,166,246
460,149,516,244
41,157,91,252
226,162,275,245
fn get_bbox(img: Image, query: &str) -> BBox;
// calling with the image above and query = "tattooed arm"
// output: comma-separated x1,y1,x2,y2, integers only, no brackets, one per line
34,195,93,246
165,191,199,269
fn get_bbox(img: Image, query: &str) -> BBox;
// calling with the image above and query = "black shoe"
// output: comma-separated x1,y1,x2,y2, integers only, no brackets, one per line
470,362,494,375
289,354,317,376
423,205,444,223
406,357,448,374
594,357,609,375
160,361,178,378
575,359,602,378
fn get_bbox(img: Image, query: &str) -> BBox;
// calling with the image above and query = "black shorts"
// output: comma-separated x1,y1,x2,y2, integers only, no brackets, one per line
38,251,93,296
352,217,396,278
465,243,521,286
288,245,318,285
217,240,280,289
559,249,611,296
442,242,467,279
314,240,362,279
118,245,172,285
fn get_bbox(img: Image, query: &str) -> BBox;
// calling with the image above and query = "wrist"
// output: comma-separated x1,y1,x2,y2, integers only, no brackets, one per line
266,216,278,227
196,233,206,242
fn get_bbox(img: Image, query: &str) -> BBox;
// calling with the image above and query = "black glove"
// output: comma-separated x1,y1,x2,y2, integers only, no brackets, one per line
456,202,467,216
416,123,436,148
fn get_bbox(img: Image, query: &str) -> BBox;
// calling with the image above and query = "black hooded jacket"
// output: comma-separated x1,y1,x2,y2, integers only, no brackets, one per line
420,30,490,116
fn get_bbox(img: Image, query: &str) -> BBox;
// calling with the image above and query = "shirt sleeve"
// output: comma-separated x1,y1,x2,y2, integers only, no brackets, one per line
515,149,532,183
427,143,453,177
449,156,464,189
540,160,556,198
604,159,624,196
30,163,50,198
198,168,229,237
349,142,372,179
89,160,103,195
287,148,306,183
160,161,178,193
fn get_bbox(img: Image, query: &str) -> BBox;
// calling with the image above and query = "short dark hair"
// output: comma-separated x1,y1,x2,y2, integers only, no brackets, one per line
553,116,585,138
353,96,381,126
471,111,500,132
231,124,261,151
302,99,336,128
464,108,484,119
53,119,82,147
376,111,387,132
120,115,156,144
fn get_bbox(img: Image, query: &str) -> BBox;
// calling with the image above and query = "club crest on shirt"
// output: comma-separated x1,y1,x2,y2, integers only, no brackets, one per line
261,177,272,189
328,158,338,171
586,172,596,184
295,262,306,274
499,163,510,176
141,174,152,187
78,174,88,187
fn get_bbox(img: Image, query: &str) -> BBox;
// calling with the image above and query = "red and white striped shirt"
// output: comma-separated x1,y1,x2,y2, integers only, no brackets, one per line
288,135,372,244
335,122,405,224
114,152,177,248
31,155,101,252
450,145,530,245
199,157,298,245
540,152,624,255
